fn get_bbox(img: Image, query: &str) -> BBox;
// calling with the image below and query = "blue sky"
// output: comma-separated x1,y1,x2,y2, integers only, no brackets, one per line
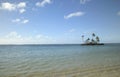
0,0,120,44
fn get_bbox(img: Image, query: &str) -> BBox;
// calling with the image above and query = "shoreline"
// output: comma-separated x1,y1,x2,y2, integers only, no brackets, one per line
4,64,120,77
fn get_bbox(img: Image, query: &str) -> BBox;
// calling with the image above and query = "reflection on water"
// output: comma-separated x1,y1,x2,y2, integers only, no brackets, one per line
0,44,120,77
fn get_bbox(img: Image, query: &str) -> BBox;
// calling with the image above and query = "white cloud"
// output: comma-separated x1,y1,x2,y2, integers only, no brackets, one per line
22,19,29,24
0,32,55,44
0,2,16,11
19,9,26,13
36,34,50,40
80,0,91,4
0,2,26,13
12,19,21,23
12,18,29,24
17,2,26,8
5,32,21,39
64,11,85,19
36,0,52,7
36,35,44,39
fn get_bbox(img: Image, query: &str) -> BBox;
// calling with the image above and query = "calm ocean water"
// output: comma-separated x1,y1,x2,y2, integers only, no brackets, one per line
0,44,120,77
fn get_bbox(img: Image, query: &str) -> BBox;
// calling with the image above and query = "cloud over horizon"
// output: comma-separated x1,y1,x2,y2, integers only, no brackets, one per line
0,31,55,44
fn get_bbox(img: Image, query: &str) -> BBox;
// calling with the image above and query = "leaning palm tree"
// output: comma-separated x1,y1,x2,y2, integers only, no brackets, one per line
81,35,84,43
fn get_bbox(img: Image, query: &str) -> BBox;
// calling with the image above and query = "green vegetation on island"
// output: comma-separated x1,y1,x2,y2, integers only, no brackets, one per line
81,33,104,45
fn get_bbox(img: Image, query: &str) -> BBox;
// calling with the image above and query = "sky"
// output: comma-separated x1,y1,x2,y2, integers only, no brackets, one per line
0,0,120,44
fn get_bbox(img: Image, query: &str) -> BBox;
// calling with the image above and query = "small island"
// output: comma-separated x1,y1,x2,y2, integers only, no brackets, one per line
81,33,104,45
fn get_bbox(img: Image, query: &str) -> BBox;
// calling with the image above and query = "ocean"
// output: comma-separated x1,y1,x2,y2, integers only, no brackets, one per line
0,44,120,77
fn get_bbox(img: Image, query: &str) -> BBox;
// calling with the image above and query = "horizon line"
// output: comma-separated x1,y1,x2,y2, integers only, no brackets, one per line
0,43,119,45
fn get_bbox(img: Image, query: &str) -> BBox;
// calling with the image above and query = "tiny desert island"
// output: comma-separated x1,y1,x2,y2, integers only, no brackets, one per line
81,33,104,45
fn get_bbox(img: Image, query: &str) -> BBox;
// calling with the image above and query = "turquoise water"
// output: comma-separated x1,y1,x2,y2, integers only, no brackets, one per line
0,44,120,77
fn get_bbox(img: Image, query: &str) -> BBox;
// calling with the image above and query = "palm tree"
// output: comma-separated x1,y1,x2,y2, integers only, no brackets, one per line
87,38,90,41
96,36,100,43
92,33,95,38
91,39,95,44
82,35,84,43
92,33,95,43
86,38,90,44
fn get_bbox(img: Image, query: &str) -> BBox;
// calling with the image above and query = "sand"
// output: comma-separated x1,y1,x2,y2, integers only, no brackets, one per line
25,64,120,77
